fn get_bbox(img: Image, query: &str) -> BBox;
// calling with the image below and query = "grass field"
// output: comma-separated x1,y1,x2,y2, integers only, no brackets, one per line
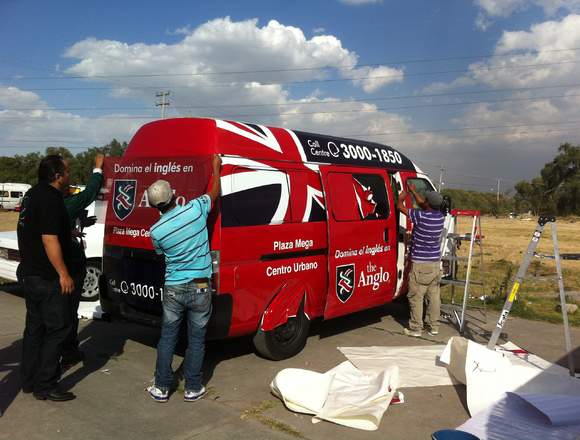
1,211,579,324
442,215,580,326
0,211,18,232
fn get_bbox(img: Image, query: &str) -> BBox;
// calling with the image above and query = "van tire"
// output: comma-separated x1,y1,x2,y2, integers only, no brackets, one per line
81,260,102,302
253,300,310,361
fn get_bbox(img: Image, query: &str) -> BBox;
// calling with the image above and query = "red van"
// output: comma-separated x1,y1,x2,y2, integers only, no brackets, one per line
101,117,443,359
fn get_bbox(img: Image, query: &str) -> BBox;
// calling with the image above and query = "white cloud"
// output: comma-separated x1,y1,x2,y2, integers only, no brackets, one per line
338,0,383,5
0,86,145,153
474,0,580,29
346,65,405,93
426,14,580,92
1,18,408,158
313,27,326,35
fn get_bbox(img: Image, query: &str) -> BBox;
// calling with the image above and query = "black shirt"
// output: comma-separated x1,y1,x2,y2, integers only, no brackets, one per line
17,183,72,280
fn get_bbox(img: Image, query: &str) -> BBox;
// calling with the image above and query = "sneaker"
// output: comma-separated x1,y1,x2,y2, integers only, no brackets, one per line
403,328,422,337
427,328,439,336
147,385,169,402
184,386,206,402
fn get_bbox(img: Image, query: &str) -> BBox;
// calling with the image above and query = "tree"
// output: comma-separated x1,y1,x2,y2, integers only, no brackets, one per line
514,143,580,216
0,139,127,185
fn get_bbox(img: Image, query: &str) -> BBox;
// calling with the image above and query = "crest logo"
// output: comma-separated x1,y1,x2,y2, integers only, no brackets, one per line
336,264,355,303
113,179,137,221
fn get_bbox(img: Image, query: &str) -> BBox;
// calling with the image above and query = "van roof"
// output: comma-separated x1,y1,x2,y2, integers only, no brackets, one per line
125,117,418,172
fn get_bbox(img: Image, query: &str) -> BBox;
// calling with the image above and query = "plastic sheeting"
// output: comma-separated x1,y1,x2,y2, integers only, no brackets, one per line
440,337,580,417
271,361,399,431
338,345,458,388
77,302,103,320
457,393,580,440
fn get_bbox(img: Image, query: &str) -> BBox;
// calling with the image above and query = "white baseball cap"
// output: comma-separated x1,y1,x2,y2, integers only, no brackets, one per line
147,179,174,208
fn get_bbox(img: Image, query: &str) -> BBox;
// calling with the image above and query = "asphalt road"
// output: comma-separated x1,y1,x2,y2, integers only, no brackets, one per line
1,287,579,440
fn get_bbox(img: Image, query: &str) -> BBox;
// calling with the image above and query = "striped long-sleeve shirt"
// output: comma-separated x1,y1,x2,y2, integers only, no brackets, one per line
408,208,445,262
150,194,212,285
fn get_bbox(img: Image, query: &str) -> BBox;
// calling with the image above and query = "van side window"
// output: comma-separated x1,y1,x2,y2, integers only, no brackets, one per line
10,191,22,198
406,178,435,209
0,191,8,198
327,172,389,222
221,168,291,227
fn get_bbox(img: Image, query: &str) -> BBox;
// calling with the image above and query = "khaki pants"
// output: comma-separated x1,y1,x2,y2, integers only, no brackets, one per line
408,261,441,332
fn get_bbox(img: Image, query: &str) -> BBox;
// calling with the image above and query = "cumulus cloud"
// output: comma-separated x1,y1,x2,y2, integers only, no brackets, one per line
475,0,580,30
64,17,405,99
416,14,580,180
0,86,145,153
2,18,408,157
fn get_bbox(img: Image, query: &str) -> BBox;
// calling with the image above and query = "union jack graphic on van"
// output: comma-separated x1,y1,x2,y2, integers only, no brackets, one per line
217,120,325,225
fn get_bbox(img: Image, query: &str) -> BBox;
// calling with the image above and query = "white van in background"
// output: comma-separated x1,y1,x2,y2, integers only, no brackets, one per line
0,183,31,210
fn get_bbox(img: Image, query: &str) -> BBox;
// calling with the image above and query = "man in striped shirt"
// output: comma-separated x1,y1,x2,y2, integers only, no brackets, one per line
397,183,445,337
145,154,221,403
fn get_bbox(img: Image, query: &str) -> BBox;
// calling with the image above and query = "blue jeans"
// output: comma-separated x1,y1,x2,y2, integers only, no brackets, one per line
154,280,212,392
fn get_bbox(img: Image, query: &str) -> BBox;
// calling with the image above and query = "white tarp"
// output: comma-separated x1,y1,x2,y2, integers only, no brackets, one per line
457,392,580,440
338,345,458,388
440,337,580,416
271,361,399,431
77,302,103,320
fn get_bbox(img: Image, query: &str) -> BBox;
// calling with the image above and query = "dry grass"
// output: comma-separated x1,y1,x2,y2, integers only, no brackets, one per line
443,215,580,325
0,211,19,232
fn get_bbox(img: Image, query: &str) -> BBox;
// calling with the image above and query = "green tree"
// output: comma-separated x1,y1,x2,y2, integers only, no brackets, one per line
514,143,579,216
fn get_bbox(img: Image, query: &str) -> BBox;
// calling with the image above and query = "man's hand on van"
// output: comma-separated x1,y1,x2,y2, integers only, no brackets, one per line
212,154,222,173
94,153,105,170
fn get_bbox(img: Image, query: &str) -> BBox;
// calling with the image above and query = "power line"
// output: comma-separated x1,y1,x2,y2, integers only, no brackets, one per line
4,47,580,81
5,85,580,112
8,59,580,92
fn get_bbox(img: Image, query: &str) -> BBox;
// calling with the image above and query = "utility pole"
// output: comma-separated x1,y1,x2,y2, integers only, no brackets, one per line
155,91,170,119
497,178,501,203
438,165,445,192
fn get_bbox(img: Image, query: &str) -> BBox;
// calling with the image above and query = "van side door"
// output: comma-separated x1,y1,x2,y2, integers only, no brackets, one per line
320,165,397,319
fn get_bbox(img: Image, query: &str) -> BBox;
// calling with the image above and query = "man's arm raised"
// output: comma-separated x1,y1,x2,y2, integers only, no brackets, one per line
207,154,222,204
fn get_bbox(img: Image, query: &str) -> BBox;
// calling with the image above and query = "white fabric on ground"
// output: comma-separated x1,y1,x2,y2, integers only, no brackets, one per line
338,345,458,388
271,361,398,431
77,302,102,320
457,393,580,440
440,336,580,416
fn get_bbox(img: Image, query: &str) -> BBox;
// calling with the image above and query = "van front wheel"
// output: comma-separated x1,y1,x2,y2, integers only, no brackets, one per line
253,301,310,361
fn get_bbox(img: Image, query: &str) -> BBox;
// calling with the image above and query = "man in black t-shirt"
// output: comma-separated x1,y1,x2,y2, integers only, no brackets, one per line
17,155,76,402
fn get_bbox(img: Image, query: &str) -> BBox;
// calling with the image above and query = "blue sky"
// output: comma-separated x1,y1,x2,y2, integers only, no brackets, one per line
1,0,580,191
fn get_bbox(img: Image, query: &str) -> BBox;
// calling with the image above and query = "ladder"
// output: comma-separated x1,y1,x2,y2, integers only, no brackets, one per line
487,216,576,377
440,209,486,334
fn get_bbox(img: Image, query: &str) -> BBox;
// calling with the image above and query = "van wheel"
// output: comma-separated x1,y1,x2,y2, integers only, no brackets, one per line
81,260,101,302
253,300,310,361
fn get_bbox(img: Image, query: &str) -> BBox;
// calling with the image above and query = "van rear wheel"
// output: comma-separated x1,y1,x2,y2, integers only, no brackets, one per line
253,301,310,361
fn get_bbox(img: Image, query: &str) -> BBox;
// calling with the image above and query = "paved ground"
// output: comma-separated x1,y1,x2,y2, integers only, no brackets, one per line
1,286,579,440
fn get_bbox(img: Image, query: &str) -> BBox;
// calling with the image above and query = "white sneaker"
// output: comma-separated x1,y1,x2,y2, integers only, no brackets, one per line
427,328,439,336
184,386,206,402
403,328,422,337
147,385,169,402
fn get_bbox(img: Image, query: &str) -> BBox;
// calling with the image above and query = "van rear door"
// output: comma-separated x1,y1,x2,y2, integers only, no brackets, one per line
320,165,397,319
